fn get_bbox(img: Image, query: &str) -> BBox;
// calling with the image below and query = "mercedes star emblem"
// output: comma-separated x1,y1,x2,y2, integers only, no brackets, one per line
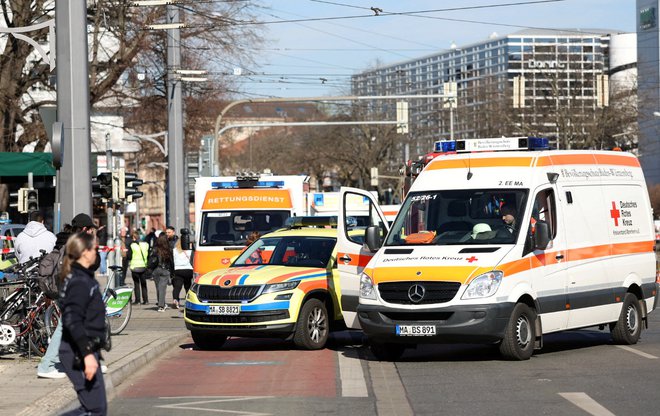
224,280,231,286
408,284,426,303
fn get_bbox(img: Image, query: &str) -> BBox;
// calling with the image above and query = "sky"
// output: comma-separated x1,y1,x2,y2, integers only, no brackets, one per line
226,0,635,98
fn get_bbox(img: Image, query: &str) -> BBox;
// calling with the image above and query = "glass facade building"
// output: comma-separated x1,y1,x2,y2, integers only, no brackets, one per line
351,29,634,156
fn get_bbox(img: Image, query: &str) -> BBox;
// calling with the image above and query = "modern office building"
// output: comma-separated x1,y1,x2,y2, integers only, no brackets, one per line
351,29,637,158
636,0,660,185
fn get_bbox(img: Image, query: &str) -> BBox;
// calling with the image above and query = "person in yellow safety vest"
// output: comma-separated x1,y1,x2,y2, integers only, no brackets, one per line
127,230,151,305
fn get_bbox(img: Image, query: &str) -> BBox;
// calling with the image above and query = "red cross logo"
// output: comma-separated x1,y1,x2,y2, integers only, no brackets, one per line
466,256,478,263
609,201,620,226
221,258,230,265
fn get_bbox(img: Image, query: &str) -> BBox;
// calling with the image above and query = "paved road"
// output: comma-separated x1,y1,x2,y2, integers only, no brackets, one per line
109,305,660,416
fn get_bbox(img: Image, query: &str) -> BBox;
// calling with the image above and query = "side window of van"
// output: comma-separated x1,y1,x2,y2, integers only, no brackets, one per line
530,189,557,239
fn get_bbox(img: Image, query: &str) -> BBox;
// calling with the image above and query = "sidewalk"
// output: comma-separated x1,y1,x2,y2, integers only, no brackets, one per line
0,272,190,416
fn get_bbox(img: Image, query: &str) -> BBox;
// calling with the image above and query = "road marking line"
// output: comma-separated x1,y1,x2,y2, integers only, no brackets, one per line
559,392,616,416
615,345,658,359
369,360,413,416
156,396,272,415
338,348,368,397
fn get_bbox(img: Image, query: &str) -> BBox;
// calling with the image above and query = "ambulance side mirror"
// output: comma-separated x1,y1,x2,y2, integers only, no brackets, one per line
180,228,191,250
533,221,550,250
365,226,382,252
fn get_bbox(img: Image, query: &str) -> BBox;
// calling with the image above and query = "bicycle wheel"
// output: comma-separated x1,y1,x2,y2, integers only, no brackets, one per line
28,319,49,357
44,302,61,337
107,300,132,335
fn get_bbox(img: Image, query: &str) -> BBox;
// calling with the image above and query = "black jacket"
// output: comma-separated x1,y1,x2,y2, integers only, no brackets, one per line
148,250,174,273
61,263,106,356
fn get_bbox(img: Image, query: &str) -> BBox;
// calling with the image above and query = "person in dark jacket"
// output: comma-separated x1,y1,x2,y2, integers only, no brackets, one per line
59,232,107,415
38,214,102,379
149,233,174,312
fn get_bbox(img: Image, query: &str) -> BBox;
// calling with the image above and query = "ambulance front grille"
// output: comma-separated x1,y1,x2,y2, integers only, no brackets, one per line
197,285,261,303
378,281,461,305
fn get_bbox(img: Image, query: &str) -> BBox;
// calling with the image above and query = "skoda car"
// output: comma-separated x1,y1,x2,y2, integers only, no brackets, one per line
185,216,342,350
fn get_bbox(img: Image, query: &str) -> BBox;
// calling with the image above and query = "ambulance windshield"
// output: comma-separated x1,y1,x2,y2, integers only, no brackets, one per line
385,189,528,246
199,211,290,246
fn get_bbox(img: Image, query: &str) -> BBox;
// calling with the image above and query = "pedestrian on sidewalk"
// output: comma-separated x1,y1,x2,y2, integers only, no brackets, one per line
165,225,178,249
148,233,174,312
127,230,150,305
171,237,193,309
14,212,56,264
59,231,107,416
37,214,101,379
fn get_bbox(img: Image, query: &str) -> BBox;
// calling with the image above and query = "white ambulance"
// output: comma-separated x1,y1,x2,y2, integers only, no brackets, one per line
193,174,309,277
337,137,658,360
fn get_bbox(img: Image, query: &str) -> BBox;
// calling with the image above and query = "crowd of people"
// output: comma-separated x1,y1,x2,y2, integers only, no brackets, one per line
16,212,194,415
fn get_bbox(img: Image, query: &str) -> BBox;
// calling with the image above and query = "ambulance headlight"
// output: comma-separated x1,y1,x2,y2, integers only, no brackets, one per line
263,281,300,294
462,271,503,299
359,273,377,300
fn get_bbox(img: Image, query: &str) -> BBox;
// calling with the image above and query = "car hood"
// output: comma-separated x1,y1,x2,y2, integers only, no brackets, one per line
197,265,331,287
370,245,513,285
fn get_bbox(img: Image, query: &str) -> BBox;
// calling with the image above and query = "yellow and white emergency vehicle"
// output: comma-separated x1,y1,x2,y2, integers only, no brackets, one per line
193,174,309,277
337,137,658,360
185,216,344,350
307,191,400,224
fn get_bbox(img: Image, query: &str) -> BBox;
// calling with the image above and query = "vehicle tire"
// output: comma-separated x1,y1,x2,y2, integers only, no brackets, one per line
108,300,132,335
369,340,406,361
293,298,329,350
499,303,536,361
610,293,642,345
104,316,113,352
192,331,227,351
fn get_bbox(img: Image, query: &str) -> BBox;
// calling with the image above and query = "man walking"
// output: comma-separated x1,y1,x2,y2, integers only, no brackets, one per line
14,212,56,264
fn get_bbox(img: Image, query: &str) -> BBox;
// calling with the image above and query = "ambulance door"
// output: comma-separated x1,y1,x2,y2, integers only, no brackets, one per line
560,184,609,329
337,187,390,329
527,186,569,332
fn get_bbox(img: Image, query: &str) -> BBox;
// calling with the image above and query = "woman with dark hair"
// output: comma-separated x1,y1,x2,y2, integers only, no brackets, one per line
149,233,174,312
59,232,107,415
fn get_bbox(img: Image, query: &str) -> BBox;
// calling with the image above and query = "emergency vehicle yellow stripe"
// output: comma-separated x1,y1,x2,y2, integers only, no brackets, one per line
371,241,654,285
535,153,640,168
426,157,534,170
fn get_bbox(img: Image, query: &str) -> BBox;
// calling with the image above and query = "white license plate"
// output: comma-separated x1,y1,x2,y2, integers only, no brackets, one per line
208,305,240,315
396,325,436,336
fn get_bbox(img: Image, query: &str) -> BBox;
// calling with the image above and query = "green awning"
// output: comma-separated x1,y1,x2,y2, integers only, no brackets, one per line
0,152,55,176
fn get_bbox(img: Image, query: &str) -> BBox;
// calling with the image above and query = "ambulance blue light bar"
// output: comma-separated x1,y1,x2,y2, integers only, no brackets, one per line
434,140,457,153
211,180,285,189
455,137,550,152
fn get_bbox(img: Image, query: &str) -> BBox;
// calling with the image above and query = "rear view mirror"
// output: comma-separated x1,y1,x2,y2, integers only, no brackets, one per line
533,221,550,250
180,228,191,249
365,226,382,253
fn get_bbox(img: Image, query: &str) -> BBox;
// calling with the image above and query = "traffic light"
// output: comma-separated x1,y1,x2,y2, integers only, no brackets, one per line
92,172,114,200
9,188,27,213
118,168,144,201
25,189,38,212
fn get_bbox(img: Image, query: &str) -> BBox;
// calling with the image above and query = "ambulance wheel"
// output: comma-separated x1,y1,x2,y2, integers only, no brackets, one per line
369,341,406,361
293,298,329,350
499,303,536,361
610,293,641,345
192,331,227,350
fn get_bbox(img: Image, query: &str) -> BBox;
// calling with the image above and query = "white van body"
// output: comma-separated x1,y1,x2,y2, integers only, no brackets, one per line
338,146,658,360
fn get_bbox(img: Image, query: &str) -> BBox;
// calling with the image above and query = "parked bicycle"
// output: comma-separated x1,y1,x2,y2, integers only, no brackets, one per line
0,253,57,357
103,265,133,335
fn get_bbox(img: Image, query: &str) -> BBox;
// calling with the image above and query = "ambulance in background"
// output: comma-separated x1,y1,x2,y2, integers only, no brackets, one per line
193,174,309,277
308,191,400,225
337,137,658,361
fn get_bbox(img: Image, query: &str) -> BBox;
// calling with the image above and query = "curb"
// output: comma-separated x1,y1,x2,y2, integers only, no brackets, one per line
20,332,190,416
